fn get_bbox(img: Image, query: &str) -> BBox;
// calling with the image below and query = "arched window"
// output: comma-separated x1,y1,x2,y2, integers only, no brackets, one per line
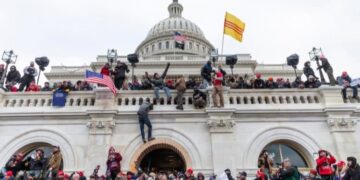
166,41,170,49
146,47,149,53
189,42,193,50
180,21,183,29
262,142,309,168
158,42,162,50
152,44,155,52
196,44,200,52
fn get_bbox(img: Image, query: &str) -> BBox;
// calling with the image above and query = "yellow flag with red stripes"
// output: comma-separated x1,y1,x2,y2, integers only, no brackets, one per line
224,12,246,42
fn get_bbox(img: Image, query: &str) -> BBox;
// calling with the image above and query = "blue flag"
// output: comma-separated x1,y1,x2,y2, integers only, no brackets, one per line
52,90,68,107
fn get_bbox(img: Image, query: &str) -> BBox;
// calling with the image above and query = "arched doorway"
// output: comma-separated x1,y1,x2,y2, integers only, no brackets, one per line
129,138,193,173
139,148,186,173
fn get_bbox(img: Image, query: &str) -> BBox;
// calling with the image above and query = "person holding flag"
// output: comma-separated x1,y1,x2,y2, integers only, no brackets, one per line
85,70,117,95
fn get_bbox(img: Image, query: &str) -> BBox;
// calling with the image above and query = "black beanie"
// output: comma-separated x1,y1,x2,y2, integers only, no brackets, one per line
347,156,357,167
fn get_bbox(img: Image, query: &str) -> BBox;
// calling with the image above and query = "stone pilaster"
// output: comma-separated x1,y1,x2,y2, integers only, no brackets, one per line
85,88,118,175
206,108,236,175
325,107,359,160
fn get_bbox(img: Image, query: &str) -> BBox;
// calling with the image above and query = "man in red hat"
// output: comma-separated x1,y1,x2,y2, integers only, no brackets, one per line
316,149,336,180
254,73,265,89
333,160,346,180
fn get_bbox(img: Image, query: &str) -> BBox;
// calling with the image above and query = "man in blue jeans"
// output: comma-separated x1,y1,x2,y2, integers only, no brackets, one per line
137,101,155,143
145,63,171,103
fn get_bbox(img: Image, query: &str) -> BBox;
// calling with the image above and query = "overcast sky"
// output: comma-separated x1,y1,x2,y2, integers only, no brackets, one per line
0,0,359,82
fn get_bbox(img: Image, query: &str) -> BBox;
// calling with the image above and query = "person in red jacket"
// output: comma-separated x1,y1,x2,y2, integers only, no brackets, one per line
101,63,111,76
106,146,122,180
316,149,336,180
212,68,224,108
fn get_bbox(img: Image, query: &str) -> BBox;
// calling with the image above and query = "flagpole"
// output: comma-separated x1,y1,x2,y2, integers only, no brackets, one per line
221,12,226,58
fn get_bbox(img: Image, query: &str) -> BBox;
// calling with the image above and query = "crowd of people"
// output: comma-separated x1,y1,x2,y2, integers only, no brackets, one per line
1,59,359,106
1,147,359,180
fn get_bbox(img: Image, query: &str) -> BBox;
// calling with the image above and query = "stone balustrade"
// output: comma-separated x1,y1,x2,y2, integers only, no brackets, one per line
0,86,356,112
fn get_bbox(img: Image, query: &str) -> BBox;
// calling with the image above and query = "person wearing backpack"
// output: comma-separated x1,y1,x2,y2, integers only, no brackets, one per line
316,150,336,180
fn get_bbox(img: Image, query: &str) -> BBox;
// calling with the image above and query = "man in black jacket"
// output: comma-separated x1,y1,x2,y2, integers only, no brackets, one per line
19,62,38,91
318,56,336,86
303,61,317,80
113,60,130,90
145,63,171,101
340,71,359,101
5,65,21,85
26,149,47,179
201,61,213,87
343,157,360,180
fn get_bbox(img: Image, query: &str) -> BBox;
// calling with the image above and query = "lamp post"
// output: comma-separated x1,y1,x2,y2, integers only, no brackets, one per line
210,49,219,66
107,49,118,70
0,50,18,88
309,47,326,84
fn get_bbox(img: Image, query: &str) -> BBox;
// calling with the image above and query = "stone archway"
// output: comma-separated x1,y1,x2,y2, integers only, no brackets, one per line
244,126,320,169
0,129,77,171
129,138,192,172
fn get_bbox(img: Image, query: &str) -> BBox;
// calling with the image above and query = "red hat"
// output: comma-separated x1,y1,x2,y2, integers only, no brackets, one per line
58,170,65,176
337,161,346,167
309,169,317,175
76,171,84,177
268,77,273,81
255,73,261,78
187,168,193,174
64,173,70,180
6,171,13,177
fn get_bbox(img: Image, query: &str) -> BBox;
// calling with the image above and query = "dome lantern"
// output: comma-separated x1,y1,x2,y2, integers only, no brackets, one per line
168,0,183,18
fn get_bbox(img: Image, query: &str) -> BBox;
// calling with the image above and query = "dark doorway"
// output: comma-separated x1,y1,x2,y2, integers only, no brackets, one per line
139,148,186,173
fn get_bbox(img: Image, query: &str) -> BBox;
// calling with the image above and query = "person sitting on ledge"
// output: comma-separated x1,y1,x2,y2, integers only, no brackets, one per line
145,62,171,102
305,75,321,89
340,71,359,102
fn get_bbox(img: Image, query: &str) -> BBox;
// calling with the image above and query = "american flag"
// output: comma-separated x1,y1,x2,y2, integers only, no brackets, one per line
85,70,117,95
174,31,187,42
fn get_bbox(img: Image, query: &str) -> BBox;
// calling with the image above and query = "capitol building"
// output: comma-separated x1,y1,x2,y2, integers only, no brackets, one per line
0,0,359,177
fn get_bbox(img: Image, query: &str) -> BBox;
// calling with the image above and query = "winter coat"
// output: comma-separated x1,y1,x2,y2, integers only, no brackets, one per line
147,63,170,88
113,63,129,79
341,75,352,87
175,79,186,92
320,59,333,72
254,79,265,89
106,153,122,172
280,167,300,180
28,156,47,171
316,155,336,176
47,152,62,171
6,70,21,83
201,63,213,81
305,80,321,88
137,102,152,117
303,66,316,79
100,67,111,76
343,164,360,180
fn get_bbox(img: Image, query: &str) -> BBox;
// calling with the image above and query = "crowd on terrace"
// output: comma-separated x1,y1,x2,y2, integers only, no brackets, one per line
1,59,359,106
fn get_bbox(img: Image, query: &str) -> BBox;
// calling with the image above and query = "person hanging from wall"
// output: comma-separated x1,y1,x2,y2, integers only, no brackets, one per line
47,146,63,179
200,61,213,87
106,147,122,180
19,61,38,92
317,56,336,86
145,62,171,103
340,71,359,102
316,149,336,180
303,61,318,80
137,101,155,143
175,77,186,110
193,89,207,109
113,60,130,90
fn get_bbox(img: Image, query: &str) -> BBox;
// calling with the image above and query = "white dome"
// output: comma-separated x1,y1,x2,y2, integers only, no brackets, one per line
135,0,214,58
146,17,205,39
